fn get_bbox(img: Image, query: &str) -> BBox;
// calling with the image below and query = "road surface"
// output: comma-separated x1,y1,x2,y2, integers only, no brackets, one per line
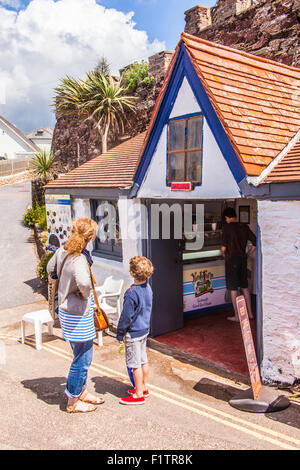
0,326,299,451
0,180,45,310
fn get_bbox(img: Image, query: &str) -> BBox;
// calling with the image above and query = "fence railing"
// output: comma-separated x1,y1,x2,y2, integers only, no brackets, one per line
0,157,32,178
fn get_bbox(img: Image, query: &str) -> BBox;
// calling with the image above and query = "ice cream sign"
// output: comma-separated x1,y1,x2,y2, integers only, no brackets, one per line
45,194,72,252
191,271,214,297
183,261,229,314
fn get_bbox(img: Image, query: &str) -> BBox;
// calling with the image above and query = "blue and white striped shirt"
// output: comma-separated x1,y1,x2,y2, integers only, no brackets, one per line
58,292,96,343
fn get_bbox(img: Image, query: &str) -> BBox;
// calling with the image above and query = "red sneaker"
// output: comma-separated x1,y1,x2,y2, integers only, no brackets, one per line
120,395,145,405
128,388,149,398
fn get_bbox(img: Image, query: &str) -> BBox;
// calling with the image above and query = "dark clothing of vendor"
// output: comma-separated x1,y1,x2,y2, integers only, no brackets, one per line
222,222,257,259
222,211,256,291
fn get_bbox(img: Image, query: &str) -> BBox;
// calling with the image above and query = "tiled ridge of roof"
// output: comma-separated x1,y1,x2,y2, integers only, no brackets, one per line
264,133,300,183
45,132,146,189
181,33,300,176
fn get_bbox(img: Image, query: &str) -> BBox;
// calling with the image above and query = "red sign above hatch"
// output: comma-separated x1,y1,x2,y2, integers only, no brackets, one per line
171,182,193,192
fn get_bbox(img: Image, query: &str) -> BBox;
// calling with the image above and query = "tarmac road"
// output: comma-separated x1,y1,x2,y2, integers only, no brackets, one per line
0,324,300,452
0,181,299,453
0,180,45,310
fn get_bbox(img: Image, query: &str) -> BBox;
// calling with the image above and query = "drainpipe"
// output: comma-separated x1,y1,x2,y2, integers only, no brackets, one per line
256,216,263,374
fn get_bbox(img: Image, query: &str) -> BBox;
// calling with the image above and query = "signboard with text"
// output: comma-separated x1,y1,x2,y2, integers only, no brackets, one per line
171,182,193,191
236,296,262,400
183,260,229,314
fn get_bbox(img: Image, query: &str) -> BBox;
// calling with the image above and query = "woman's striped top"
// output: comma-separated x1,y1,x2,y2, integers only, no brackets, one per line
58,292,96,343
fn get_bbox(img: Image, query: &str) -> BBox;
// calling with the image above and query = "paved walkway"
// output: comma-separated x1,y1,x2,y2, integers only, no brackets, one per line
0,326,300,451
0,180,45,310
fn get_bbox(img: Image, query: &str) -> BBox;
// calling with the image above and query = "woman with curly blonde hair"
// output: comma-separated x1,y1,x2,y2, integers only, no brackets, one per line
47,218,104,413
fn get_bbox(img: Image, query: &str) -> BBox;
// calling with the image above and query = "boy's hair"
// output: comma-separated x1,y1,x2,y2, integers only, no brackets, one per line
222,207,236,219
130,256,154,282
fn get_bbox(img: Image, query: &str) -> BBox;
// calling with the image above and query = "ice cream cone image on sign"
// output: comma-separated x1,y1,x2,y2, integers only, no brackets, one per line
191,271,214,297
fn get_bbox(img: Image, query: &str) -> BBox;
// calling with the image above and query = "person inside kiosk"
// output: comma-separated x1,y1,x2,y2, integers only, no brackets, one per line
221,207,256,322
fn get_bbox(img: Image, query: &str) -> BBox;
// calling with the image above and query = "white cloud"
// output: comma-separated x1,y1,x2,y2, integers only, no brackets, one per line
0,0,21,9
0,0,165,131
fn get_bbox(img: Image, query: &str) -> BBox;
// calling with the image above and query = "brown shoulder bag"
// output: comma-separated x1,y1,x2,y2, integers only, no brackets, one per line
88,264,110,332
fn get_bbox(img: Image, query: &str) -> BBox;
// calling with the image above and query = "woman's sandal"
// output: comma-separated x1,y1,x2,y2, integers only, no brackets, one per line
66,400,97,414
79,389,105,405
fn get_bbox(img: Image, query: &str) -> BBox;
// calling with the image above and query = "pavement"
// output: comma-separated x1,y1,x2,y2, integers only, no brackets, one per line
0,180,46,310
0,180,300,451
0,317,300,451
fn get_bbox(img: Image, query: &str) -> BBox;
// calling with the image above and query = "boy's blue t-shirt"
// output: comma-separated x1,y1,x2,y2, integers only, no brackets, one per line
116,282,153,341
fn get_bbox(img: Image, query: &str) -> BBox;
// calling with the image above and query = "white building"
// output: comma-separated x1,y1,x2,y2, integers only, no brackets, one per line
0,114,39,160
26,127,53,152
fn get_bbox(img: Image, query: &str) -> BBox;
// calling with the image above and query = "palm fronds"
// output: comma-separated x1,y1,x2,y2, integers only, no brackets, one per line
53,70,136,152
31,149,59,182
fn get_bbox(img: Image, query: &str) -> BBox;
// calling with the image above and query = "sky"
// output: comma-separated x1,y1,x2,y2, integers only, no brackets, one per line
0,0,216,132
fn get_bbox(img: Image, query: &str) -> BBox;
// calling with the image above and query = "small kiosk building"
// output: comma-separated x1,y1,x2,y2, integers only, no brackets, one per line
46,33,300,385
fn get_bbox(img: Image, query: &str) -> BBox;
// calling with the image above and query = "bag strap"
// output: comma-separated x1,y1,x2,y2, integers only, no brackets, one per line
88,264,100,311
88,264,110,327
57,252,71,288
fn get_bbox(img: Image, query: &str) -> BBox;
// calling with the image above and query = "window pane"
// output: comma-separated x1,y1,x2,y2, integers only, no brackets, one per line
186,151,202,182
187,117,202,150
95,200,113,249
169,153,185,182
113,201,122,248
169,120,185,151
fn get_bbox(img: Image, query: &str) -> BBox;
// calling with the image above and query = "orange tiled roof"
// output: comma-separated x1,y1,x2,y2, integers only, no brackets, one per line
140,34,300,178
46,132,146,189
264,134,300,182
181,33,300,176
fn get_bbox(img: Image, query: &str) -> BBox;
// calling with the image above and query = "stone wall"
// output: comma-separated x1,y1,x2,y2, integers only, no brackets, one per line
185,0,300,67
258,200,300,385
51,114,102,173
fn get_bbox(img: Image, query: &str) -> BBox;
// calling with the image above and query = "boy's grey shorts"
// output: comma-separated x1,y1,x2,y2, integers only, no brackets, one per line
125,334,148,369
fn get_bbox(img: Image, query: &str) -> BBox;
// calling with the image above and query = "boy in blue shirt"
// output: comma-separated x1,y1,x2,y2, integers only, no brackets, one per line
117,256,154,405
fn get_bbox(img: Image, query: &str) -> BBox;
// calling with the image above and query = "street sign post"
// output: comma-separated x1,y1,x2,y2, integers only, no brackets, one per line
229,295,290,413
236,296,262,400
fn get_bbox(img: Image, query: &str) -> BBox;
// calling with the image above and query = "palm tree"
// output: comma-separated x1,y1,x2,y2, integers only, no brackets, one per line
31,149,59,182
53,75,88,116
54,70,136,154
94,56,111,76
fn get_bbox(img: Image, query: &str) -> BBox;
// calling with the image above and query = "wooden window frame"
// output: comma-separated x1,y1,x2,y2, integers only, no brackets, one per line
167,114,203,185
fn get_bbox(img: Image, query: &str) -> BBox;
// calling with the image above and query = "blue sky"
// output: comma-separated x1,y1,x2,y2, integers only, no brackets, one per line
99,0,216,50
0,0,217,131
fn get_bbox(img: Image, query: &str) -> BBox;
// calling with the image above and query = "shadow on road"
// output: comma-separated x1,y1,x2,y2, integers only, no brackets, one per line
265,402,300,430
193,377,242,402
21,377,67,411
92,376,129,399
24,278,47,299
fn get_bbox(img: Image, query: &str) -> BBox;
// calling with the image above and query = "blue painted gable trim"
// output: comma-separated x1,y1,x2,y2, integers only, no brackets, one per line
134,42,246,189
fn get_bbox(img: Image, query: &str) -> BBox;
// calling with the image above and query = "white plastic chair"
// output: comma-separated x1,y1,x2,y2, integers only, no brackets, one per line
21,310,54,350
94,276,124,346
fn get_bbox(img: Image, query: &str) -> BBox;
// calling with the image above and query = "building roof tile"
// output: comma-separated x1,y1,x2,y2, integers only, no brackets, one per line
45,132,146,189
264,135,300,183
140,34,300,178
182,33,300,176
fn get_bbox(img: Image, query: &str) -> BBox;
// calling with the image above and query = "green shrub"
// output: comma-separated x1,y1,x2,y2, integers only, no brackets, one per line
142,76,155,86
35,204,47,231
23,207,38,228
37,252,54,282
122,61,154,91
23,204,47,230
